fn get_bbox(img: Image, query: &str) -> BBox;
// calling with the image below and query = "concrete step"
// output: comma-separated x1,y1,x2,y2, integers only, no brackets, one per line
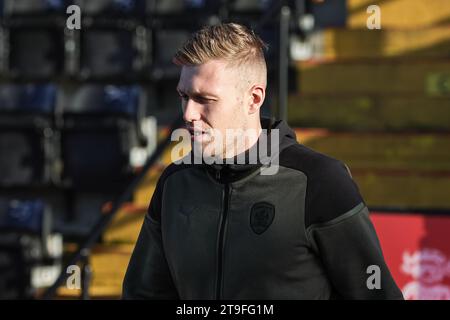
300,131,450,209
347,0,450,29
102,205,146,245
295,60,450,95
353,173,450,209
288,95,450,130
301,131,450,172
312,27,450,60
56,244,133,299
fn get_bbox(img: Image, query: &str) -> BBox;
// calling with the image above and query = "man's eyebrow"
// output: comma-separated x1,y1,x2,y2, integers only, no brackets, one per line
176,87,218,99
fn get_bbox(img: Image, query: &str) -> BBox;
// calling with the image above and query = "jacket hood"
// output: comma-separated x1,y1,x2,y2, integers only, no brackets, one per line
265,118,298,152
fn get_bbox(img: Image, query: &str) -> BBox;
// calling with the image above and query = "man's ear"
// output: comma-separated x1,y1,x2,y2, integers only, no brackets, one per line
248,85,265,115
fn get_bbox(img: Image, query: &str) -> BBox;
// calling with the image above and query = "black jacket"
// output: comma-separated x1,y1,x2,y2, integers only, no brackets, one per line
122,119,404,300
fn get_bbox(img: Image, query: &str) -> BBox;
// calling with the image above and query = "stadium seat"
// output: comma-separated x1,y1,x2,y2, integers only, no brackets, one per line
227,0,273,23
0,131,48,186
2,0,68,16
150,28,190,80
145,79,180,123
61,127,136,190
63,84,140,116
0,199,61,299
0,84,56,114
3,199,51,236
0,84,57,187
258,27,278,62
309,0,346,29
60,85,142,190
147,0,209,15
74,0,146,17
80,28,137,79
229,0,272,13
8,27,64,79
146,0,220,28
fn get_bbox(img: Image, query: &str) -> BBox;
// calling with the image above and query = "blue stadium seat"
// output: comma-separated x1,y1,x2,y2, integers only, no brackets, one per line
8,27,64,79
147,0,209,15
74,0,146,17
151,29,190,80
60,85,142,190
311,0,346,29
63,84,140,116
258,28,278,61
146,0,220,28
80,28,137,79
0,84,56,114
229,0,272,13
3,199,50,234
0,198,58,299
61,129,134,190
227,0,273,22
0,84,57,187
0,130,48,186
2,0,68,16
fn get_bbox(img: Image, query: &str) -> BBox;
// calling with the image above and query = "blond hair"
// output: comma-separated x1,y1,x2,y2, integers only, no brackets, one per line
173,23,267,82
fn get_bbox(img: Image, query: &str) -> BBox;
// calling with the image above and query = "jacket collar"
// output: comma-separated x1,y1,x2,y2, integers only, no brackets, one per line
202,118,298,184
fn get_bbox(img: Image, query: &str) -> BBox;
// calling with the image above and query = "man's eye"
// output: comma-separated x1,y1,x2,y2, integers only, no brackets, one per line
197,97,213,104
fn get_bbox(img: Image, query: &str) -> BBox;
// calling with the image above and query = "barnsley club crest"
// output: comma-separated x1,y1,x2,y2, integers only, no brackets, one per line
401,248,450,300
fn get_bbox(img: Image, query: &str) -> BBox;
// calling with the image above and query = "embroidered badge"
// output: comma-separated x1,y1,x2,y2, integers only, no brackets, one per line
250,202,275,235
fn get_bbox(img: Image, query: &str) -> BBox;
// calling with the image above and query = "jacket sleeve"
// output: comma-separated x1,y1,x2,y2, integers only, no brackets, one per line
305,160,404,300
122,172,179,299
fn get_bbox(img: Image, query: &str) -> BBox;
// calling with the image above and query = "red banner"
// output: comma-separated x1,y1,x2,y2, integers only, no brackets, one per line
371,212,450,300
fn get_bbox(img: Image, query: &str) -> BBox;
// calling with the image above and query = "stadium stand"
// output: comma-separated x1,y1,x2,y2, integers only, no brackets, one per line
0,0,448,299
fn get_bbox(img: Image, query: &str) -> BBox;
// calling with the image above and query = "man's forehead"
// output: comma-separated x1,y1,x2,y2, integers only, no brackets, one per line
180,60,228,79
177,61,233,93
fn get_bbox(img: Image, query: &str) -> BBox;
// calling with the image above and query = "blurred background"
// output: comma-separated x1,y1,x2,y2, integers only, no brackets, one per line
0,0,449,300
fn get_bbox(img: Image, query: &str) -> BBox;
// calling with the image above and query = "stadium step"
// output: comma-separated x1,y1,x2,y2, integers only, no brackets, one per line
102,205,147,245
299,131,450,172
347,0,450,29
311,27,450,60
295,60,450,95
288,95,450,130
56,243,134,299
299,130,450,209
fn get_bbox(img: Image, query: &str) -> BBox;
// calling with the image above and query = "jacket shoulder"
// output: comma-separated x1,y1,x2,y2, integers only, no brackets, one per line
159,161,193,184
147,161,194,222
279,143,364,228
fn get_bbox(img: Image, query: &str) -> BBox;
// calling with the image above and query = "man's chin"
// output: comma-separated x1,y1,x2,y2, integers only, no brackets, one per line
191,140,224,161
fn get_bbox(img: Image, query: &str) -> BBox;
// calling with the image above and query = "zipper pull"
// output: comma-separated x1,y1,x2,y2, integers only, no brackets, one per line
216,169,220,180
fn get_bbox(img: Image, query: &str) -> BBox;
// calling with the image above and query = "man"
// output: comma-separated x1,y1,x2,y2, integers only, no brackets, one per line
122,23,403,299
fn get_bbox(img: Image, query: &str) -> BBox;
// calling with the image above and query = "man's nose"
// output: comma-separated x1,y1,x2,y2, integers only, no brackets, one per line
183,99,201,123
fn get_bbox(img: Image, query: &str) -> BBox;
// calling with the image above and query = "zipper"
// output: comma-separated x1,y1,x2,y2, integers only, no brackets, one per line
216,182,230,300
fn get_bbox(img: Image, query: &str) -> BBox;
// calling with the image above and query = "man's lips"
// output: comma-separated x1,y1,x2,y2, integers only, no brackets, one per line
187,127,207,137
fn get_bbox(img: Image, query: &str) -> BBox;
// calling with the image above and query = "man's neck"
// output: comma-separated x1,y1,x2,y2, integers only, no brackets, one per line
223,124,263,161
